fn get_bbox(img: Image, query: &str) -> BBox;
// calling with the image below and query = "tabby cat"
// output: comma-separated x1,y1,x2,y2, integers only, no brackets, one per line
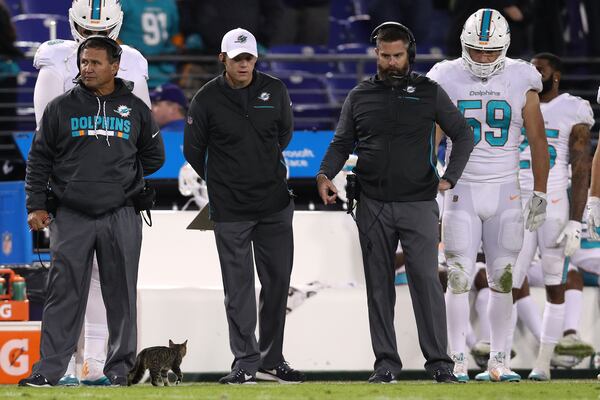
128,339,188,386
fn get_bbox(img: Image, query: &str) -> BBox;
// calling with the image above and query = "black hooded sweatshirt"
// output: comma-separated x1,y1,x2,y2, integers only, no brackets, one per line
26,78,165,216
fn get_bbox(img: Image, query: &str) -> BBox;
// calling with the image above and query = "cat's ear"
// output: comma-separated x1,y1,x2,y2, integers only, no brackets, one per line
169,339,174,346
183,340,188,346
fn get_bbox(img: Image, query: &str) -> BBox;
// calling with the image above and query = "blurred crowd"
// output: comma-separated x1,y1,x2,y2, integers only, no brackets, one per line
4,0,600,90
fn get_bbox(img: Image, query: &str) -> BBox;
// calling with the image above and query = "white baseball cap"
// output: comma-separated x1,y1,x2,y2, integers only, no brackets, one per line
221,28,258,58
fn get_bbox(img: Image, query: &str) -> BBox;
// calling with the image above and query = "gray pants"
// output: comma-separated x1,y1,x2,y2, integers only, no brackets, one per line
32,206,142,384
356,194,452,376
213,200,294,374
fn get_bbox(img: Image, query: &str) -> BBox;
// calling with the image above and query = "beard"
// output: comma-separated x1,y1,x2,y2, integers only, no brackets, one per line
540,77,553,95
378,64,409,83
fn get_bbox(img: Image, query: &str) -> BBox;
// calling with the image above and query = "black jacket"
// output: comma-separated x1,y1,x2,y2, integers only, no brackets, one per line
26,79,165,216
184,70,293,222
319,73,473,202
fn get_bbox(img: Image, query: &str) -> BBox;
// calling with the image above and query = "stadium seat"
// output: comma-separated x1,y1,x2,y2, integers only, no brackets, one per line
268,45,335,74
346,14,371,44
336,43,376,76
4,0,22,16
277,71,333,105
20,0,71,15
14,60,37,131
328,17,350,47
325,75,361,104
329,0,360,19
275,71,339,131
12,14,70,48
293,104,339,131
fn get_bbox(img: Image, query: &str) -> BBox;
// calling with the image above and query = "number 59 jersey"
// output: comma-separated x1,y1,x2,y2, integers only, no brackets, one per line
427,58,542,184
519,93,594,193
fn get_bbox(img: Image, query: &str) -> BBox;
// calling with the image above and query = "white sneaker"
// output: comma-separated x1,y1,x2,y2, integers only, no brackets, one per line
528,368,550,381
555,333,595,358
550,353,583,369
488,352,520,382
451,353,469,382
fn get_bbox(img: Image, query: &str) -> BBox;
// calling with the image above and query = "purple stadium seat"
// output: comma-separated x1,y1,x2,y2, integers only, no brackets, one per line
277,71,333,105
330,0,357,19
20,0,71,15
15,59,37,131
346,14,371,44
4,0,22,16
293,105,339,131
268,45,336,74
336,43,376,76
12,14,71,46
328,17,349,47
325,76,361,104
274,71,339,131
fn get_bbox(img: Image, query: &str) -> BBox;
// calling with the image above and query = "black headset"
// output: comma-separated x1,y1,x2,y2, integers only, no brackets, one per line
76,35,123,69
370,21,416,65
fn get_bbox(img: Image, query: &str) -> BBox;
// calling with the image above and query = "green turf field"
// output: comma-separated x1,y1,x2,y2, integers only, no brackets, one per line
3,381,600,400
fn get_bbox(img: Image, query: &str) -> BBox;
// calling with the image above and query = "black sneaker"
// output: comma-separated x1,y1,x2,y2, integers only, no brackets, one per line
368,369,397,384
219,368,256,384
18,373,52,387
433,368,459,383
109,375,128,386
256,361,305,384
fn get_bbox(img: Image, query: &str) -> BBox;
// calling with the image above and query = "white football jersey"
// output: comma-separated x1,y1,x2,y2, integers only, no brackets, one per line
33,39,149,122
427,58,542,184
519,93,594,193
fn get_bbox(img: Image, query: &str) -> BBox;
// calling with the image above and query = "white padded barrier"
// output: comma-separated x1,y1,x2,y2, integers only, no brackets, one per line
138,211,600,372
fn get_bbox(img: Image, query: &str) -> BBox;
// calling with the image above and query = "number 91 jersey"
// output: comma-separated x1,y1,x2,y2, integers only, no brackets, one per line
427,58,542,183
519,93,594,193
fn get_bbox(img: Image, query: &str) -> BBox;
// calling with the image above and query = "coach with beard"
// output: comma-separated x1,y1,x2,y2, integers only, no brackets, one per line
316,22,473,383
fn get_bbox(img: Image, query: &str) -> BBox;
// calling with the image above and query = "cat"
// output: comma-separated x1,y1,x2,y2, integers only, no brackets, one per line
128,339,187,386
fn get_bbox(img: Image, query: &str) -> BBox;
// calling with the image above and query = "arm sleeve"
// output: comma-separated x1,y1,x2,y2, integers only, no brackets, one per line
278,84,293,149
25,105,57,212
425,62,442,83
576,99,595,128
132,74,152,109
183,95,209,180
317,93,357,179
33,67,64,126
136,104,165,176
435,85,474,186
523,62,542,93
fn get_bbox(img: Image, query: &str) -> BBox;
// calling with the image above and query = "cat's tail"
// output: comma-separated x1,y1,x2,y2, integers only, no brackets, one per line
128,352,145,385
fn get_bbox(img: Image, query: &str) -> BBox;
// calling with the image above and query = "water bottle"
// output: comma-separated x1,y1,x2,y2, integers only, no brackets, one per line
11,275,26,301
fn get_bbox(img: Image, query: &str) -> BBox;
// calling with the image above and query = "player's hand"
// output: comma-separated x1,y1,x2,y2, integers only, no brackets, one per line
524,191,547,231
316,174,338,205
586,196,600,240
555,220,581,256
438,179,451,192
27,210,51,231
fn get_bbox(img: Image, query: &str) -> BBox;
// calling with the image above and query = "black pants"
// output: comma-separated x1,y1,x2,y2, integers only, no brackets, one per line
213,200,294,374
32,206,142,384
356,194,452,376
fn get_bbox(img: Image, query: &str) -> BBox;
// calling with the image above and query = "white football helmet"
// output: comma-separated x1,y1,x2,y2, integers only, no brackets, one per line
68,0,124,43
460,8,510,78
